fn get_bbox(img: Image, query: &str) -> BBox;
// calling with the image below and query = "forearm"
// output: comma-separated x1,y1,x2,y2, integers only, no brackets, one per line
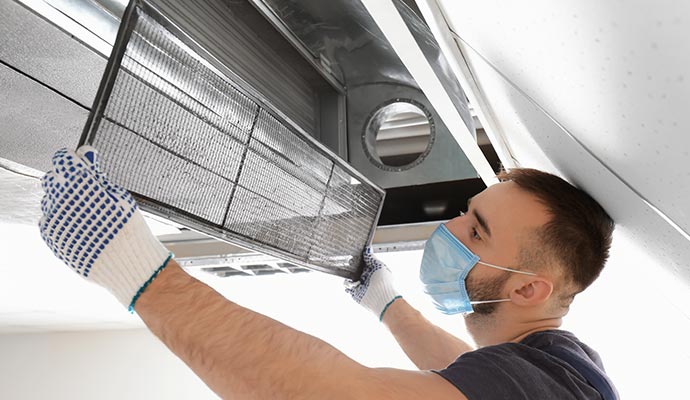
382,298,474,370
40,148,466,400
136,260,365,400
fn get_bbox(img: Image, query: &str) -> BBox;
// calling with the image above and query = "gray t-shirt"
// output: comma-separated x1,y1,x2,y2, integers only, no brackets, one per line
435,330,617,400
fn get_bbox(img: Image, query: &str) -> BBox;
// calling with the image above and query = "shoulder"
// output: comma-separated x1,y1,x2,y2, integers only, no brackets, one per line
520,329,606,370
435,330,605,400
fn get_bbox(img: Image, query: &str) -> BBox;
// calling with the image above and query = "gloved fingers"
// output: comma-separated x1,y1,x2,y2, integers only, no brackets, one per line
103,176,126,195
362,249,384,270
344,277,367,304
53,148,88,172
76,145,101,173
40,170,55,192
344,278,360,291
50,148,69,171
363,249,373,262
74,146,128,200
75,146,131,204
363,246,381,261
38,215,56,249
97,176,133,207
48,147,136,214
40,170,68,215
38,214,50,237
40,193,52,215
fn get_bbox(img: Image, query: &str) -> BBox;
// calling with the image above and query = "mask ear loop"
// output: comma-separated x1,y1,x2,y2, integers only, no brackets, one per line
470,298,512,305
469,262,538,306
477,261,537,276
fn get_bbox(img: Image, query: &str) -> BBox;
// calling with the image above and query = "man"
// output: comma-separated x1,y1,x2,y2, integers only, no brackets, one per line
39,146,616,399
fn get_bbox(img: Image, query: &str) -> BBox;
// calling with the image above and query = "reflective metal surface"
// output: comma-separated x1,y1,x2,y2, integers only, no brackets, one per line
366,101,434,169
38,0,125,50
251,0,478,188
347,83,476,188
13,0,340,140
6,0,480,191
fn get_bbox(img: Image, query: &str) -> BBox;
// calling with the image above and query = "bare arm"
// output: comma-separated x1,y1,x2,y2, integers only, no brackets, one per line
382,298,474,370
135,260,465,400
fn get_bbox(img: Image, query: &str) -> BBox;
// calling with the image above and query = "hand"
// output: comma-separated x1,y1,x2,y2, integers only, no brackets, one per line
345,248,402,321
39,146,172,311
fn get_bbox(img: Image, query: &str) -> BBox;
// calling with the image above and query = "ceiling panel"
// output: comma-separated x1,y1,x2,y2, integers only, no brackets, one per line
0,63,87,171
438,0,690,237
0,0,105,108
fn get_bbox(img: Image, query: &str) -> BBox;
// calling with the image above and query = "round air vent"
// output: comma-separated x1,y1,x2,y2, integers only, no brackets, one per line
362,99,435,171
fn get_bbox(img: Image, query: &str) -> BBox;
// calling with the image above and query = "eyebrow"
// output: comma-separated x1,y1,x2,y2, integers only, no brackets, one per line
467,196,492,238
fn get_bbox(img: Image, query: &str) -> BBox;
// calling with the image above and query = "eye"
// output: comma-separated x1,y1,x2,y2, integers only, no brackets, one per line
471,227,482,240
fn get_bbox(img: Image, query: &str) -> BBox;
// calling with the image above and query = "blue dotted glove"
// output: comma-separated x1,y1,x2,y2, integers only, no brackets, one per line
346,248,402,321
39,146,172,311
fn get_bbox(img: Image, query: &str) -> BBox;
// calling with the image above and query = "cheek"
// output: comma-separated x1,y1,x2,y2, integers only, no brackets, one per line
467,263,504,285
466,263,489,283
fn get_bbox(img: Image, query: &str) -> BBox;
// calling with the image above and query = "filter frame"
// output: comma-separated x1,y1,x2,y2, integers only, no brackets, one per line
80,0,385,280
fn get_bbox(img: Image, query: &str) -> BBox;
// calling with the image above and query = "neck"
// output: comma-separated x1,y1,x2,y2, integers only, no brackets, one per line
465,309,563,347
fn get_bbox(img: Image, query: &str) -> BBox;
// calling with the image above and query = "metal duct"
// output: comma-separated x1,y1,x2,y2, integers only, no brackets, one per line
81,0,385,279
2,0,346,171
146,0,335,137
251,0,479,189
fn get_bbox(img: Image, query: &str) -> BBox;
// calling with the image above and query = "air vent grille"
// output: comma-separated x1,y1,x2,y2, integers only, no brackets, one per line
202,263,311,278
80,0,384,279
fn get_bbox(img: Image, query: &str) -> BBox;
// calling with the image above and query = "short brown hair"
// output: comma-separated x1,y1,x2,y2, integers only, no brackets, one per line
497,168,614,296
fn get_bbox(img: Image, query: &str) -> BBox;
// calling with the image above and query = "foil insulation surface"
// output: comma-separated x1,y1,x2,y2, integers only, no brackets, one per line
81,1,384,279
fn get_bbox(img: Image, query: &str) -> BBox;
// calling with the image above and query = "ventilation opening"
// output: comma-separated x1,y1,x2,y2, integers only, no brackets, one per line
202,262,311,277
364,100,434,171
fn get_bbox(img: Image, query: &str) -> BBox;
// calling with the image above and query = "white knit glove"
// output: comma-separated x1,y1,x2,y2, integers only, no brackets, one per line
39,146,172,311
346,248,402,321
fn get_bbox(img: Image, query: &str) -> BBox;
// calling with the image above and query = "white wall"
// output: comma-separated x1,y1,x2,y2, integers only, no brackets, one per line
0,329,217,400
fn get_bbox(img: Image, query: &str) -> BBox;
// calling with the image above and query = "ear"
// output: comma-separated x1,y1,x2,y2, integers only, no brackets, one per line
509,277,553,306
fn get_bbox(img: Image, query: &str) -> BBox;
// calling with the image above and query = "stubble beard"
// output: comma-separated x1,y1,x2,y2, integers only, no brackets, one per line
463,272,511,342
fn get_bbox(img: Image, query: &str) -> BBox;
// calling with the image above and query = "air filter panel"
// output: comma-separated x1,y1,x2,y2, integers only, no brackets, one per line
80,0,384,279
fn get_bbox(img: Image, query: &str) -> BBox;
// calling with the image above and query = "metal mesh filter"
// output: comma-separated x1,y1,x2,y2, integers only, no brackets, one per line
80,0,384,279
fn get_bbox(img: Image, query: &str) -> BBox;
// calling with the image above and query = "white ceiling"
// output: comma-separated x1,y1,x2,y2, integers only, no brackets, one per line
437,0,690,228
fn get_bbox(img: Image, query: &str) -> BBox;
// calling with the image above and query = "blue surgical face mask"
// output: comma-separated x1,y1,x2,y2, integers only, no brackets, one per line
420,224,536,315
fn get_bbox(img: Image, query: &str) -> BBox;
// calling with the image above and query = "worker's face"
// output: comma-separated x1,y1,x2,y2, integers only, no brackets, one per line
444,181,551,315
